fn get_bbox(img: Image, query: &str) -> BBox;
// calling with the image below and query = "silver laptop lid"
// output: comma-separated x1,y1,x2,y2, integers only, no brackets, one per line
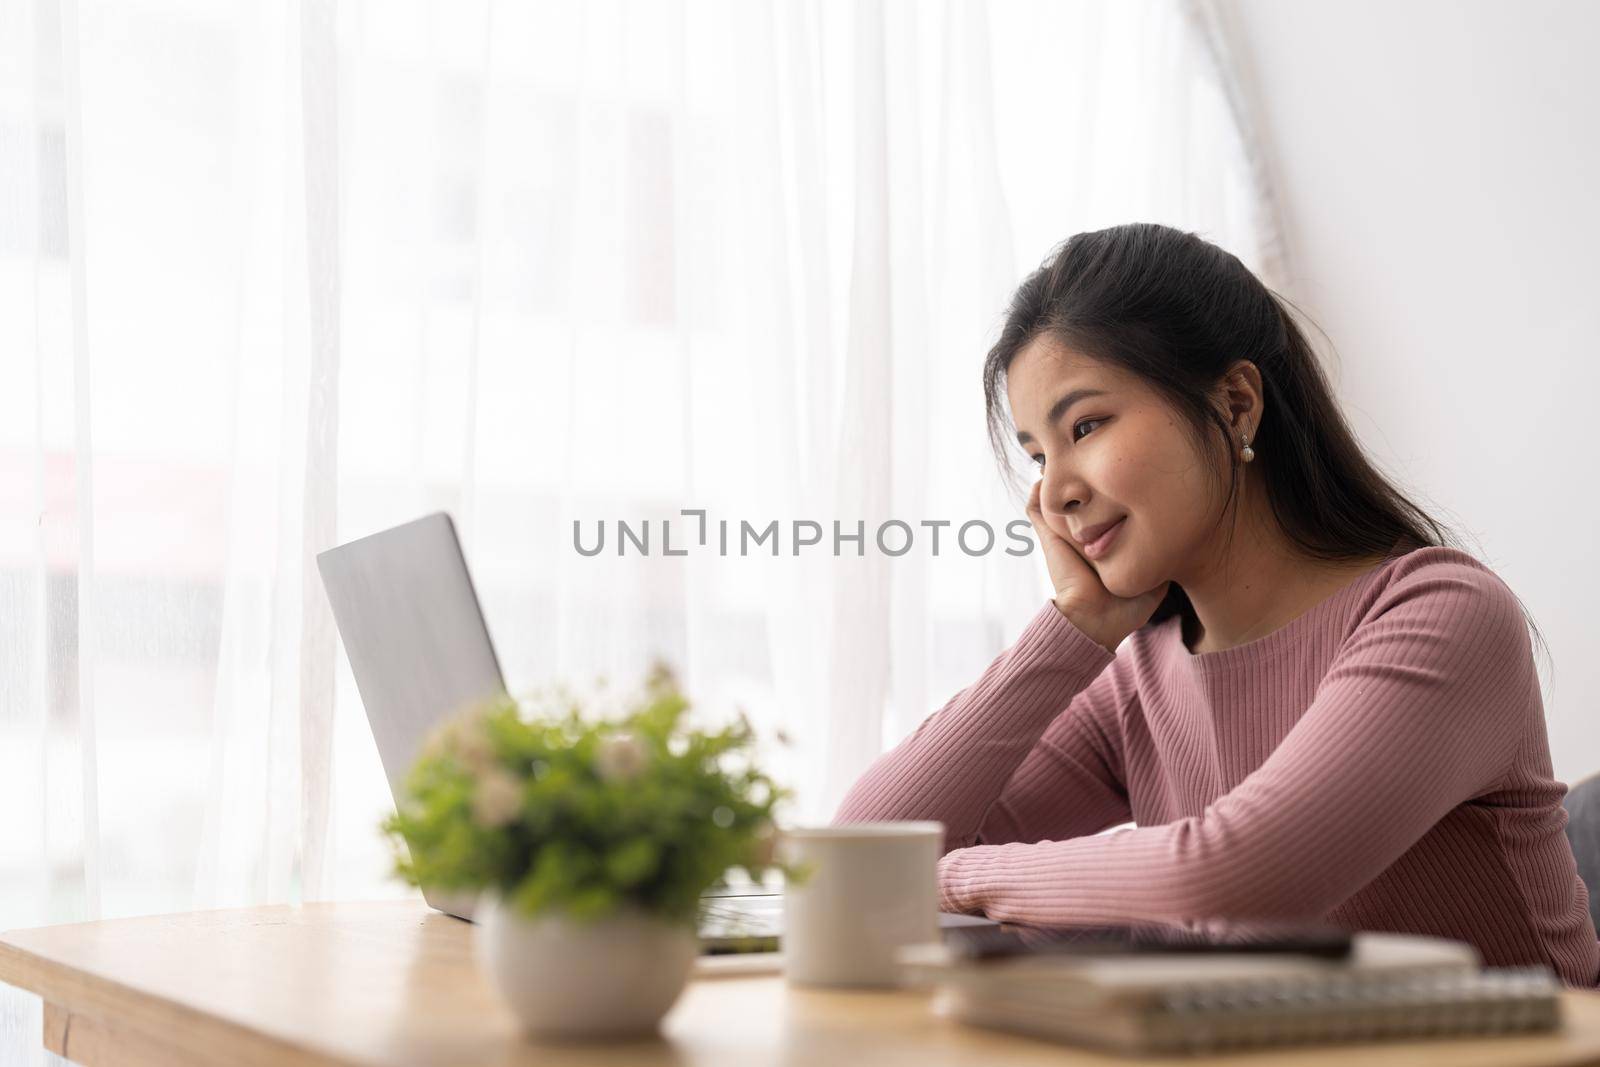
316,510,506,822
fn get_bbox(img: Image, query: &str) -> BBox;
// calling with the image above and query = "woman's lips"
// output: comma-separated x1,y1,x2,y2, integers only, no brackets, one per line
1082,517,1126,561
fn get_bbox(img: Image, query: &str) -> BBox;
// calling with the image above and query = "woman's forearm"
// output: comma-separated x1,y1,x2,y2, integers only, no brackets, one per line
833,601,1117,853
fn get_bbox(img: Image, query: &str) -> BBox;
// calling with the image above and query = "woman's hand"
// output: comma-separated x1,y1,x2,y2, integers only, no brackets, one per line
1026,480,1169,653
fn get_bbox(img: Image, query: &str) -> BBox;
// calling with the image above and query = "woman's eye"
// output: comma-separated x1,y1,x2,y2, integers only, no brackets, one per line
1073,418,1105,442
1030,454,1046,470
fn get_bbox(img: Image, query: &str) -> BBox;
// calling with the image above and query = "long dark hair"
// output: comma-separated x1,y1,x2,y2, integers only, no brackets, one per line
981,223,1544,653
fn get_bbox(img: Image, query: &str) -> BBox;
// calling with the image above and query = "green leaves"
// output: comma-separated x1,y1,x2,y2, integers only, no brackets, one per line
605,838,660,887
381,660,798,925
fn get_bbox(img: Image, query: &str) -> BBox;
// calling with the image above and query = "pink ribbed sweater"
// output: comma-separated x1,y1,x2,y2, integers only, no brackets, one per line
835,546,1600,986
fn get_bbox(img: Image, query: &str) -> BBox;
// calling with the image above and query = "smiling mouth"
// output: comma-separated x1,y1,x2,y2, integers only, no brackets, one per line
1081,517,1126,561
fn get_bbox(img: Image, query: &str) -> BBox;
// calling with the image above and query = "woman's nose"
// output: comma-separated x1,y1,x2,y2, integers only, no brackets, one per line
1041,469,1083,516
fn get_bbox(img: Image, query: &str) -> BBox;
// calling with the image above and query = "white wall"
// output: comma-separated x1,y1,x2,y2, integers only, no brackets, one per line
1227,0,1600,784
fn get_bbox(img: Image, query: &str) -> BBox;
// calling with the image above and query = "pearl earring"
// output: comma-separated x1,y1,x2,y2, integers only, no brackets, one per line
1240,432,1255,463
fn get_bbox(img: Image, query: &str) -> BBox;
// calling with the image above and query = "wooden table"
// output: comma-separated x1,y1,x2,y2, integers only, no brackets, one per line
5,900,1600,1066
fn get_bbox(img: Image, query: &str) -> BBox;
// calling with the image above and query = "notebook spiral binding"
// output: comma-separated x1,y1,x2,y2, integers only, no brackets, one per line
1143,966,1562,1053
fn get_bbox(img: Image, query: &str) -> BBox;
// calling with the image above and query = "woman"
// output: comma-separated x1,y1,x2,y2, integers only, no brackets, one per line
835,223,1600,986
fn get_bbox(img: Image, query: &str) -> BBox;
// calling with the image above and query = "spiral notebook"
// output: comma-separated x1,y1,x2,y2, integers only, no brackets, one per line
898,931,1562,1054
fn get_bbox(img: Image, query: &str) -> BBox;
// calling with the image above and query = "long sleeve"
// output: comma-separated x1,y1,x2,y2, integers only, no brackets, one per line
975,649,1141,847
833,600,1122,854
938,562,1542,927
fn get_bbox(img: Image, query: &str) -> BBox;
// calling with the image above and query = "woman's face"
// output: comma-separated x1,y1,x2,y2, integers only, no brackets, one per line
1005,335,1233,598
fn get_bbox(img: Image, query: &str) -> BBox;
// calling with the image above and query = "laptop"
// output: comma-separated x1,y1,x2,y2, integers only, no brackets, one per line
316,511,993,952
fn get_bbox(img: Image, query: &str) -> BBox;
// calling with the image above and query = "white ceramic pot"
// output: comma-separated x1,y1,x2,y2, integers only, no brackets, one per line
474,894,699,1040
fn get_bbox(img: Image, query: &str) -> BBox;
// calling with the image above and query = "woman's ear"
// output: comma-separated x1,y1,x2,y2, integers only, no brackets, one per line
1213,359,1264,435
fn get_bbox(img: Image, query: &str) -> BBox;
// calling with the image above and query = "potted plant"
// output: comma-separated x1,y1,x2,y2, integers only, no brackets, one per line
381,661,794,1040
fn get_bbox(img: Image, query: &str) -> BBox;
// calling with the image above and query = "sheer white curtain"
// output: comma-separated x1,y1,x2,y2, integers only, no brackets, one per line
0,0,1282,1058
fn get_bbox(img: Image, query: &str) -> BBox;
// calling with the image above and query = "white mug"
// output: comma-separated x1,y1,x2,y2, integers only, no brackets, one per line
780,821,943,988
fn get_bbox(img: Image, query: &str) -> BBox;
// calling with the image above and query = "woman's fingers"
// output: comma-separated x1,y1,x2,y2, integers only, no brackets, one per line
1025,479,1168,650
1026,479,1098,598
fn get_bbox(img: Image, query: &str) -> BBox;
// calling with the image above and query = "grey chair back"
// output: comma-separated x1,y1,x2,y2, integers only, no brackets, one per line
1563,774,1600,933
